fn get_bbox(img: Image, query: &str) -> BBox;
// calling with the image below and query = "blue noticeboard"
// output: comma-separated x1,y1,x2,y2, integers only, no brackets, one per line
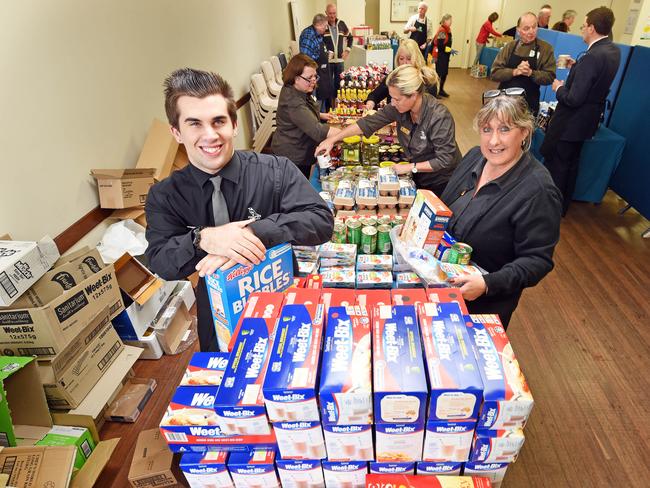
478,47,500,75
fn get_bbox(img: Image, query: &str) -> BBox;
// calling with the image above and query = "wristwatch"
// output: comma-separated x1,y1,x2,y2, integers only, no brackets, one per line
411,164,418,174
192,226,205,250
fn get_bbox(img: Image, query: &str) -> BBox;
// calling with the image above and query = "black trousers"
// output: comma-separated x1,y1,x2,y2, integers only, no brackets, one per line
544,140,584,215
196,279,218,351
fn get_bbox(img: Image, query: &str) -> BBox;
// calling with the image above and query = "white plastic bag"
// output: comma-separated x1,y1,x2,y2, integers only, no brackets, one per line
97,219,148,263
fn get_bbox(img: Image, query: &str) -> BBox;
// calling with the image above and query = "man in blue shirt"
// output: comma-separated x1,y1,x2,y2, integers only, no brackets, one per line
299,14,331,111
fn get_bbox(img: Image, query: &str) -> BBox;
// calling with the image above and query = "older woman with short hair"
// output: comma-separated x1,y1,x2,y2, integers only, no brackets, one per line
272,53,340,179
440,93,562,327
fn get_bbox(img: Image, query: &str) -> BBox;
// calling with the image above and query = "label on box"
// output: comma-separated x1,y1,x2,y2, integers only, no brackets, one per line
276,459,325,488
180,451,234,488
354,290,391,316
181,352,229,387
323,424,373,461
395,272,423,288
467,315,534,430
205,243,293,351
375,422,425,462
273,421,327,460
366,474,492,487
356,271,393,289
391,288,428,307
464,462,509,486
321,266,356,288
426,288,468,315
320,288,357,311
263,304,323,423
227,449,278,487
373,305,428,425
356,254,393,272
322,461,367,487
416,462,463,476
418,303,484,421
470,429,525,463
214,318,272,436
369,462,416,475
228,291,285,352
400,190,452,253
283,288,322,311
423,421,476,462
319,306,373,425
160,386,219,443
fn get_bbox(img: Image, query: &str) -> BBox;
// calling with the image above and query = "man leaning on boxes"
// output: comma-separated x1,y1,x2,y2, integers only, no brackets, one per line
144,68,334,352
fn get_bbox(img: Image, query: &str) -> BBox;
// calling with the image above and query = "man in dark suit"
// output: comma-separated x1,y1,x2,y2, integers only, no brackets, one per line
541,7,620,215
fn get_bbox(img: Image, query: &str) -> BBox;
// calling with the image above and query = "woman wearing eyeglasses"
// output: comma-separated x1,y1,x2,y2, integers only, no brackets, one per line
272,53,340,179
315,64,461,197
440,93,561,328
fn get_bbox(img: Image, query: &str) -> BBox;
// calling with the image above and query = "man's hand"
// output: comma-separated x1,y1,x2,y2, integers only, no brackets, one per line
320,112,336,121
514,60,532,77
342,50,350,60
565,56,576,68
195,254,239,277
315,138,335,158
552,79,565,92
448,274,487,301
199,220,266,267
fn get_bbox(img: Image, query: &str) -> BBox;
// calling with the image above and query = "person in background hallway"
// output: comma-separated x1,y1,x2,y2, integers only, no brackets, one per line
299,14,331,111
145,68,333,352
440,93,561,328
474,12,502,66
323,3,353,111
541,7,620,216
365,39,438,111
490,12,555,115
272,54,340,179
552,21,568,32
434,14,453,98
562,9,577,31
538,4,552,28
403,2,433,60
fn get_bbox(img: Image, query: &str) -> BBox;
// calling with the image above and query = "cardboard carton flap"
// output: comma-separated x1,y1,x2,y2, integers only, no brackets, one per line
135,118,181,181
0,445,76,487
114,253,163,305
70,437,120,488
111,208,146,221
90,168,156,180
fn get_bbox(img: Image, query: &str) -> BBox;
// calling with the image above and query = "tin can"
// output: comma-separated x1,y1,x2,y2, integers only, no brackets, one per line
347,220,362,248
377,216,392,227
332,222,347,244
392,216,404,228
448,243,473,265
365,217,378,228
377,225,392,254
361,226,377,254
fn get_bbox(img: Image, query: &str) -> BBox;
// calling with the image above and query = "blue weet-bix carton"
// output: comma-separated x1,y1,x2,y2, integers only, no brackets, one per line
179,451,234,487
369,462,416,475
180,352,229,387
227,449,279,487
418,302,484,422
464,461,510,486
205,243,293,351
469,428,525,463
372,305,428,425
319,306,373,426
322,423,374,461
322,461,368,487
262,304,324,423
276,459,325,488
422,420,476,462
273,420,327,460
374,422,425,463
214,317,273,437
416,461,463,476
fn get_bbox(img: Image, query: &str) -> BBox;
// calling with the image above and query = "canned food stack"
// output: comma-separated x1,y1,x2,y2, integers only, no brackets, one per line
319,242,357,288
356,254,393,289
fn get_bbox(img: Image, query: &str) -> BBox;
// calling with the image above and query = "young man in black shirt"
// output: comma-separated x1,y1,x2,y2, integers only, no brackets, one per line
145,68,334,351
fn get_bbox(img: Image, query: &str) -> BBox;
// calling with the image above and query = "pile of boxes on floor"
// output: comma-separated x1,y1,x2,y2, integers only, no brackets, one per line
158,286,533,488
0,235,194,486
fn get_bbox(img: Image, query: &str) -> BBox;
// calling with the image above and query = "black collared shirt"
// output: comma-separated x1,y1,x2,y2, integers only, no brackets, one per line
145,150,334,281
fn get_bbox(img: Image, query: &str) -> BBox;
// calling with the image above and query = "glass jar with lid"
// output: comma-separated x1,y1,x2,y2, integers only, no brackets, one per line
342,135,361,164
361,135,380,166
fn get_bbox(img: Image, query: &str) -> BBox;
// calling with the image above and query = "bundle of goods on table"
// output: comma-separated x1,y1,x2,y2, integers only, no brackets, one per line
331,63,390,118
160,285,533,488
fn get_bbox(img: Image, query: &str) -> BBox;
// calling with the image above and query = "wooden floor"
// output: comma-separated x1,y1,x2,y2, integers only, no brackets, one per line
96,69,650,487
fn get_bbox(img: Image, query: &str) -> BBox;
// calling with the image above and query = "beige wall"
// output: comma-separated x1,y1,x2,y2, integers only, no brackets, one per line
0,0,299,242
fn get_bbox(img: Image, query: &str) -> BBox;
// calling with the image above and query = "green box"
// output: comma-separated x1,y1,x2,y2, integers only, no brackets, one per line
0,356,52,447
36,425,95,469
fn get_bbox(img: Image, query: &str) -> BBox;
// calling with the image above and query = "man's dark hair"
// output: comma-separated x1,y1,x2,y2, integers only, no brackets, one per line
586,7,615,36
488,12,499,23
163,68,237,129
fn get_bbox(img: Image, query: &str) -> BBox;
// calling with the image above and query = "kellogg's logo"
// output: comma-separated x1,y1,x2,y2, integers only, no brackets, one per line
226,265,253,281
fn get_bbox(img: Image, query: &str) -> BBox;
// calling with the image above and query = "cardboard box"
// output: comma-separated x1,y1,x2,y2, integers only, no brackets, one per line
205,243,293,351
374,422,425,462
283,287,322,308
114,253,164,306
37,306,124,409
470,428,525,463
276,459,325,488
370,462,416,475
322,461,368,487
10,247,104,309
273,421,327,460
90,168,156,209
180,352,229,387
463,462,509,487
416,462,463,476
179,451,234,488
124,328,164,359
0,356,52,447
36,425,95,469
227,449,279,487
0,445,75,487
323,423,374,461
0,265,124,358
366,474,493,487
426,287,469,315
400,190,453,253
128,428,178,488
0,236,60,307
105,378,157,423
355,289,391,317
69,437,120,488
227,291,285,352
391,288,428,307
110,208,148,228
422,421,476,462
153,295,194,355
136,118,188,181
320,288,357,312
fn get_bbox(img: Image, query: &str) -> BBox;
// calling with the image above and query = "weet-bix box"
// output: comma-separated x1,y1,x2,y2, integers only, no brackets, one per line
418,303,484,422
319,306,373,425
322,461,367,488
372,305,428,425
322,423,374,461
466,315,534,430
320,288,357,311
391,288,428,307
159,386,277,453
227,291,285,352
214,318,272,436
227,449,279,487
469,429,525,463
375,422,425,463
422,421,476,462
180,352,229,387
369,462,416,475
263,304,324,423
179,451,234,488
283,288,322,311
355,289,391,316
276,459,325,488
416,462,463,476
426,288,469,315
273,421,327,460
205,243,293,351
464,462,509,488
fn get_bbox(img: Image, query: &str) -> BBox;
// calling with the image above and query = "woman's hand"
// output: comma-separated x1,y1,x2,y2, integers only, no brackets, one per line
394,163,413,176
365,100,376,111
449,273,487,301
320,112,336,121
315,138,335,157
